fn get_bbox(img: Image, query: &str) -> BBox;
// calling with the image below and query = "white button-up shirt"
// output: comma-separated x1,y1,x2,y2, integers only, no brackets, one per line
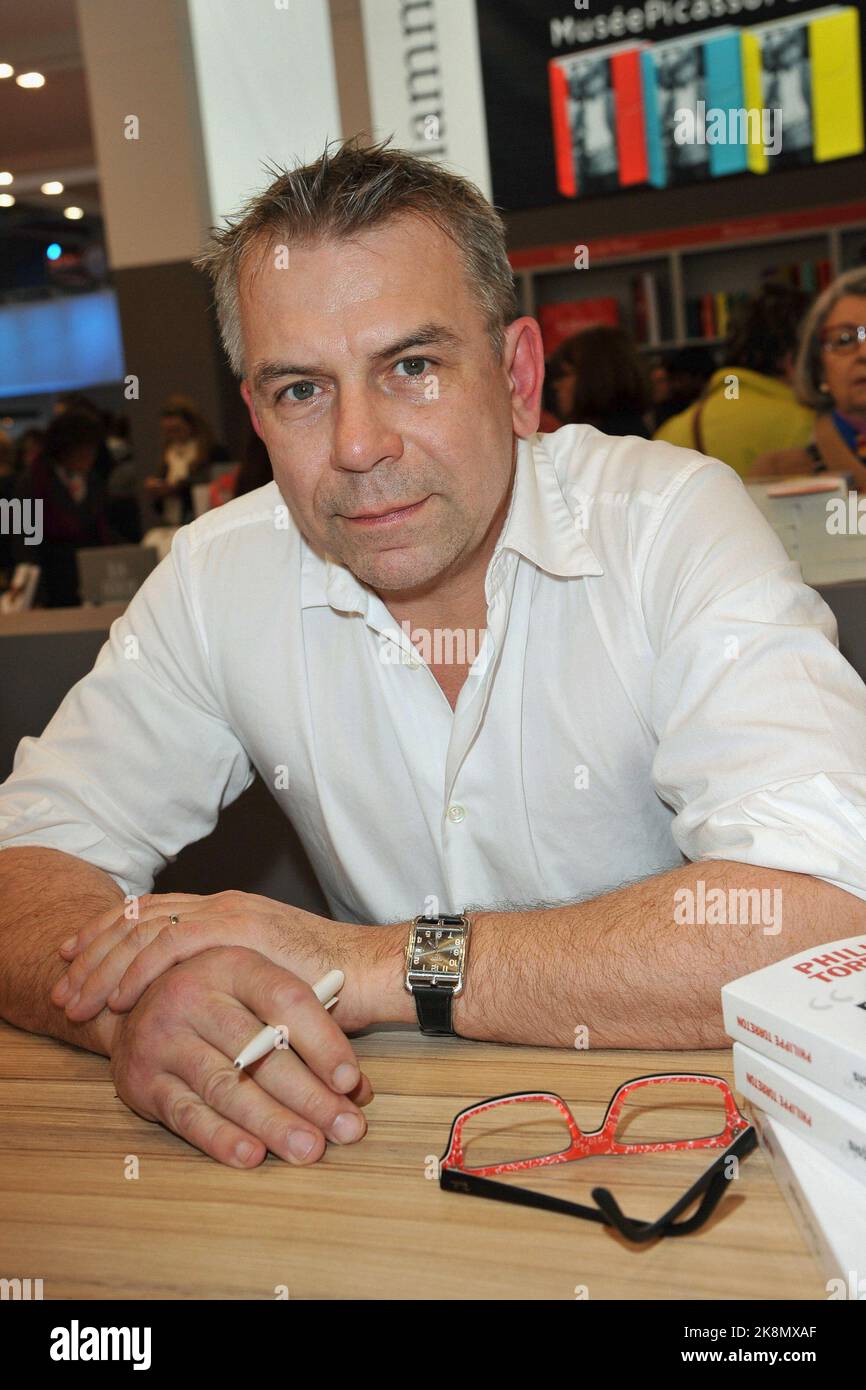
2,425,866,922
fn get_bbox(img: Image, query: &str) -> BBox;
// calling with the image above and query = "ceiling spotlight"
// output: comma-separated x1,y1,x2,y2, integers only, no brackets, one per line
0,64,14,80
0,194,16,208
0,172,12,185
16,71,45,88
41,180,64,195
63,206,84,220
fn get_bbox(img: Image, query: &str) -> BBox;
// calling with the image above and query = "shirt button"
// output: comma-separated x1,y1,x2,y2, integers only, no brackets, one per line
447,804,466,823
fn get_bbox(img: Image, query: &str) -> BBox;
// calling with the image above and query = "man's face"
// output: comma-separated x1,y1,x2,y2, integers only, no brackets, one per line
239,213,535,596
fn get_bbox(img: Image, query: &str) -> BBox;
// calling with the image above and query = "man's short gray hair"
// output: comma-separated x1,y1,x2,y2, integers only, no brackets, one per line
194,135,520,379
793,265,866,410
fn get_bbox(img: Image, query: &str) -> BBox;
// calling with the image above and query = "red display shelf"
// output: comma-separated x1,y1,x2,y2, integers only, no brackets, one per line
508,201,866,271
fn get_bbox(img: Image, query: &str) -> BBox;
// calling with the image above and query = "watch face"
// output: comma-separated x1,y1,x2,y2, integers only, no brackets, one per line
412,925,462,975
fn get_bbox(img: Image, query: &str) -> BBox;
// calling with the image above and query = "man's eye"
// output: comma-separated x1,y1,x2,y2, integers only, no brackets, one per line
394,356,432,378
279,381,320,403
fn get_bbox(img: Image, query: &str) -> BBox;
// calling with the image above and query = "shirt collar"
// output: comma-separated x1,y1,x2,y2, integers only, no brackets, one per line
300,431,603,615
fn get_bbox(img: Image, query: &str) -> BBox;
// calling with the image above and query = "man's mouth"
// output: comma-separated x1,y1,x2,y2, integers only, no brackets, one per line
341,496,430,526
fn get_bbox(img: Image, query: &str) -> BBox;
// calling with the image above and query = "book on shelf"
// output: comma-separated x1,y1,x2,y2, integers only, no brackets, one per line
685,288,751,341
537,297,620,355
722,933,866,1114
733,1041,866,1188
683,258,831,341
760,259,832,291
630,271,660,345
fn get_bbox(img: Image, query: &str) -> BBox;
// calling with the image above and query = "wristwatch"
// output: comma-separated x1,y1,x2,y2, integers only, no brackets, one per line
405,912,471,1035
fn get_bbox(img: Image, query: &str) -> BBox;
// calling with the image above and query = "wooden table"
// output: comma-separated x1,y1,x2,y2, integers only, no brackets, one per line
0,1021,826,1300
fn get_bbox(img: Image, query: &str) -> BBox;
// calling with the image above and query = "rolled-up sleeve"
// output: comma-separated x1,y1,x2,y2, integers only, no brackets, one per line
0,529,254,897
643,458,866,902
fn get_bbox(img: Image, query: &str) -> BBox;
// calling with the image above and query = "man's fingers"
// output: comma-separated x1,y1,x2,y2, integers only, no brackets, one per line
150,1070,268,1169
55,918,159,1015
226,948,363,1096
168,1039,329,1166
59,893,204,958
109,918,230,1013
55,899,206,1014
187,991,369,1147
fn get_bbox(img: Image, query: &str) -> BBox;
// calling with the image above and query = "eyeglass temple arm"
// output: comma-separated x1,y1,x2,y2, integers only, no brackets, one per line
590,1125,757,1243
591,1169,729,1243
440,1166,610,1225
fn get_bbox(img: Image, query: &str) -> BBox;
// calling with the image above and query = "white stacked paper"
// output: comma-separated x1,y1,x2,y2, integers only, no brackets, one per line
748,1104,866,1297
722,935,866,1113
733,1041,866,1188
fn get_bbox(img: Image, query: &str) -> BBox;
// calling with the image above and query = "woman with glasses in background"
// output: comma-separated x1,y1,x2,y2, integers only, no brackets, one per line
752,266,866,486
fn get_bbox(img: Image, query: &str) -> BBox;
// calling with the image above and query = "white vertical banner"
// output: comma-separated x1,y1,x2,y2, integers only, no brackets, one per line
187,0,343,223
359,0,492,200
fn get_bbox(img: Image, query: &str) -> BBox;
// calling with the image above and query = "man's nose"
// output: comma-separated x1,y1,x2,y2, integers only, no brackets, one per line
331,384,402,472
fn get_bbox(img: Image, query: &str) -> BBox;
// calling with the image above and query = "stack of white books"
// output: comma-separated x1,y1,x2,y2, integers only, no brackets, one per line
722,935,866,1289
748,1108,866,1294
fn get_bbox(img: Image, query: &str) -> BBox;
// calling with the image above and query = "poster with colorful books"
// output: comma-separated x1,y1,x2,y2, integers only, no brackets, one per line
474,0,866,209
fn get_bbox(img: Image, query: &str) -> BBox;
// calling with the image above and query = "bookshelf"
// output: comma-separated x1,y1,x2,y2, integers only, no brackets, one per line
510,200,866,356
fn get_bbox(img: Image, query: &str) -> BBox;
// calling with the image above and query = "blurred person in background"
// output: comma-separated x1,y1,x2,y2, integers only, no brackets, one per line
52,392,114,483
54,397,141,540
145,396,229,526
562,324,653,437
20,411,114,607
752,267,866,486
646,352,670,427
208,428,273,508
653,345,716,430
105,411,132,464
13,427,45,476
102,413,141,542
539,339,577,428
655,282,814,475
541,325,653,436
0,429,16,587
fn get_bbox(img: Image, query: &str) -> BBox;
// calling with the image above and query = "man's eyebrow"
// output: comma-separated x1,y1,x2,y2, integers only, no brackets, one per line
251,322,463,393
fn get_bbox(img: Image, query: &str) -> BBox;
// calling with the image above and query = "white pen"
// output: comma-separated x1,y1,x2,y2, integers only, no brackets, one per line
232,968,345,1070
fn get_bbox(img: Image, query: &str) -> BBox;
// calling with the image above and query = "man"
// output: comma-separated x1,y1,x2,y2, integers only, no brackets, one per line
1,137,865,1171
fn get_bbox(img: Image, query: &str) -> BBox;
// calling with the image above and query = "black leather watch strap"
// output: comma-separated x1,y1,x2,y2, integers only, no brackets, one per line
413,984,454,1035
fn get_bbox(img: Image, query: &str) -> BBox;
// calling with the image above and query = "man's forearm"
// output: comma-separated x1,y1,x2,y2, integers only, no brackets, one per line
0,846,124,1056
370,860,866,1048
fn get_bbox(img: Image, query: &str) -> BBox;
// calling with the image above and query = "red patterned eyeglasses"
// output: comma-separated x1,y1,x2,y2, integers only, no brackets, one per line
439,1072,756,1243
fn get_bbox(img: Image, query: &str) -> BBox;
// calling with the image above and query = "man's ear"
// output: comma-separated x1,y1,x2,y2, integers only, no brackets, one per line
241,380,266,442
505,316,546,439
